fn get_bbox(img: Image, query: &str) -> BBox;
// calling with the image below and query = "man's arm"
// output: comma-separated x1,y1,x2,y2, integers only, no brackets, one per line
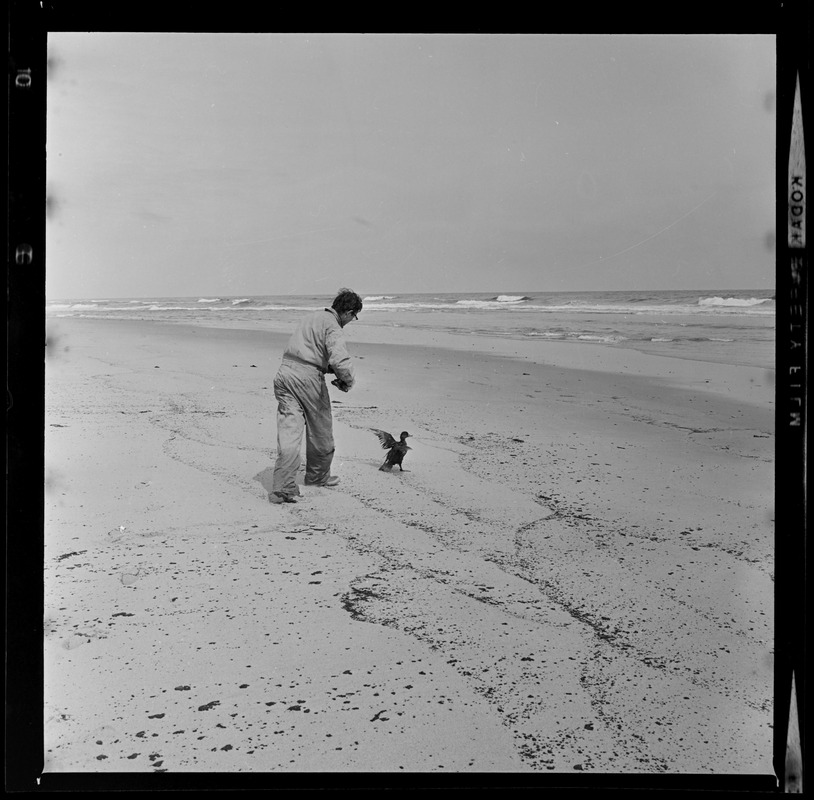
325,323,355,389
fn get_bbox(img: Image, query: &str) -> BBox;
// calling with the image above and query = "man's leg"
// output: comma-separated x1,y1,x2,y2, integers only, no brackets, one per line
272,380,305,499
303,380,335,486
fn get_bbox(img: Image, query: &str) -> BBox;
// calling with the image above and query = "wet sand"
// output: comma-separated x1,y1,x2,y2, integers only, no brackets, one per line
43,316,774,773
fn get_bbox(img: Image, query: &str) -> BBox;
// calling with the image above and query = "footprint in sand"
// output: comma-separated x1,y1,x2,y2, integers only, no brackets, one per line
61,630,105,650
62,635,89,651
120,569,142,586
107,526,128,542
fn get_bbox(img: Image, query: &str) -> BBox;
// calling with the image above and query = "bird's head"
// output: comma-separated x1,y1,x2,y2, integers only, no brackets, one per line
400,431,410,440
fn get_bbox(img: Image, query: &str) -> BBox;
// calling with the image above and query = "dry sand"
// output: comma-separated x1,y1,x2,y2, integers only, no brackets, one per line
43,316,774,774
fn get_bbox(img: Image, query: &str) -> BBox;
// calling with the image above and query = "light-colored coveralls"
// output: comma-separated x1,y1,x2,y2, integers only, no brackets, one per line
271,308,356,497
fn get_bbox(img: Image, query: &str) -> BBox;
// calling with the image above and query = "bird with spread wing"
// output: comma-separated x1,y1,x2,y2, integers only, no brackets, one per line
371,429,411,471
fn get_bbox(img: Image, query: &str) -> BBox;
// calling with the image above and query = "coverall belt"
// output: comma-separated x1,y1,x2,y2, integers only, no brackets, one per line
282,354,327,373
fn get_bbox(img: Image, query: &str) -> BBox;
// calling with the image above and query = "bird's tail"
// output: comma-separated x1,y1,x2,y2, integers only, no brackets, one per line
379,461,392,471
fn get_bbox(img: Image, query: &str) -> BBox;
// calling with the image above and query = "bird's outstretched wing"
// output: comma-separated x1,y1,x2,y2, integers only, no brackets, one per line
371,428,397,449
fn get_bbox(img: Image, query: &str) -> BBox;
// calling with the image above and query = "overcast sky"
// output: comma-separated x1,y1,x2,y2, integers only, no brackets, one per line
45,33,776,300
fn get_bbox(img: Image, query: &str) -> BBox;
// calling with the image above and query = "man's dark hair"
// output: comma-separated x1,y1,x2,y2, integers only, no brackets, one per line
331,288,363,315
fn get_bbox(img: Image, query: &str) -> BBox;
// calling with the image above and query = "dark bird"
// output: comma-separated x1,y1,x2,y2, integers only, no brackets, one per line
371,429,411,471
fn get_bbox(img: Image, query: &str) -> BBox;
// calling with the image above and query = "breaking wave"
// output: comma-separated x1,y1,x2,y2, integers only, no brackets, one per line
490,295,533,303
698,296,772,307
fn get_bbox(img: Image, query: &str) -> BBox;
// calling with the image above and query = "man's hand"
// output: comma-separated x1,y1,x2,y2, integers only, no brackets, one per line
331,378,350,392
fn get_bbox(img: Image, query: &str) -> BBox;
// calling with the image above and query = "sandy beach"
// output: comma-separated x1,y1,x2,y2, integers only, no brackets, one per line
43,315,774,774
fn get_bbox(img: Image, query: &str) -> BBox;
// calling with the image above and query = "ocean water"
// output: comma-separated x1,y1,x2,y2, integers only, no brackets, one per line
46,289,775,370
